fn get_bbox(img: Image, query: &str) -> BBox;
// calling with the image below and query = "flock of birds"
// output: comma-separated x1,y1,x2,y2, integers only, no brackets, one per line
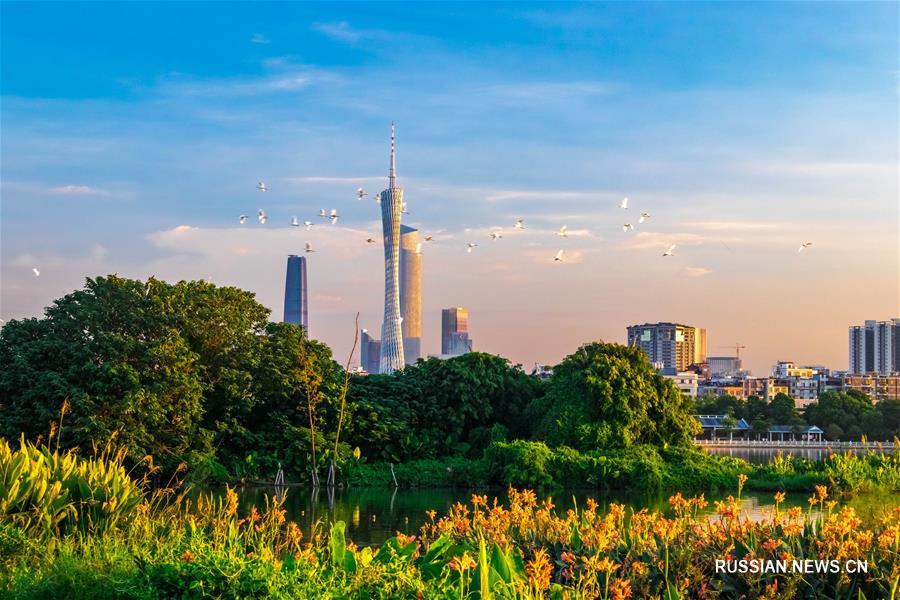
233,182,815,266
22,179,815,280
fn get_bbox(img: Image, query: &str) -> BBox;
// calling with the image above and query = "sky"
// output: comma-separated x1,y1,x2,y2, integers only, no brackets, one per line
1,1,898,375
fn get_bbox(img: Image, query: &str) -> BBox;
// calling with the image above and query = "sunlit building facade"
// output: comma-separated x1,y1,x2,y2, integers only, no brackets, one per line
377,125,405,374
442,307,472,356
399,225,422,366
626,322,706,375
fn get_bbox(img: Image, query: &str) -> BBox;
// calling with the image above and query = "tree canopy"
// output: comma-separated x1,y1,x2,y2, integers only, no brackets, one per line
530,342,699,450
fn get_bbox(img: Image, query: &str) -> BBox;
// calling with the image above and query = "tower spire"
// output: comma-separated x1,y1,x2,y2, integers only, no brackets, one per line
389,122,396,189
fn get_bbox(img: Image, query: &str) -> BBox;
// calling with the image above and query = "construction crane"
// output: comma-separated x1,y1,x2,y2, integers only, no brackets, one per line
719,343,746,359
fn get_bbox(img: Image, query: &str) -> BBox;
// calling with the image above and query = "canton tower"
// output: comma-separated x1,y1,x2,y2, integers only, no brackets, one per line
378,124,405,373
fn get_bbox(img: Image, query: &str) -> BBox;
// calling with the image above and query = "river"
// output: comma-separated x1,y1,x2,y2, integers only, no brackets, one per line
229,485,898,546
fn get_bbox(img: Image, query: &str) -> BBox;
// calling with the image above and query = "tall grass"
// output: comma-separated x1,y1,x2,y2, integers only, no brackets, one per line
2,442,899,598
0,436,145,534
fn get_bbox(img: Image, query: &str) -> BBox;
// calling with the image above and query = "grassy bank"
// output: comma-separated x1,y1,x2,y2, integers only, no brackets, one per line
346,441,900,495
2,438,899,598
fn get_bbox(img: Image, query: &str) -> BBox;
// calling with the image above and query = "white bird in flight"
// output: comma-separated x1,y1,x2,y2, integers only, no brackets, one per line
318,209,327,218
663,244,676,257
490,231,503,241
466,243,478,253
330,209,339,224
554,250,564,262
556,225,568,237
32,268,40,277
357,188,367,200
291,216,299,227
621,197,628,209
258,210,267,224
798,242,813,252
304,242,315,253
623,223,634,232
514,218,525,229
424,235,434,242
239,215,247,224
257,181,267,192
304,221,313,230
639,212,651,223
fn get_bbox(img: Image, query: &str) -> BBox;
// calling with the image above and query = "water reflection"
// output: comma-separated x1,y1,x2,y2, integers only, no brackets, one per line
224,486,898,546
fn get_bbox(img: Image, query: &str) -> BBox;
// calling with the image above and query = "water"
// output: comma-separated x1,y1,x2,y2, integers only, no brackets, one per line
703,446,894,464
228,486,898,546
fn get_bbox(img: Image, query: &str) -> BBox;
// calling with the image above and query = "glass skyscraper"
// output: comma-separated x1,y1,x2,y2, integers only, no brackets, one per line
399,224,422,365
378,125,405,374
283,254,308,333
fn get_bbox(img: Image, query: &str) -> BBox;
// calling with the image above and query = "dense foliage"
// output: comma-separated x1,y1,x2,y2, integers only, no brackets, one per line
695,389,900,441
0,276,346,481
1,276,708,488
529,342,700,450
346,352,543,462
2,445,899,599
805,391,900,441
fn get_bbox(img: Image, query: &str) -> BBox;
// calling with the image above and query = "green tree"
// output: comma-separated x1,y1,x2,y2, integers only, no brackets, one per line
346,352,544,461
531,342,699,450
248,322,343,481
804,390,876,441
768,393,799,425
0,276,209,473
745,395,767,422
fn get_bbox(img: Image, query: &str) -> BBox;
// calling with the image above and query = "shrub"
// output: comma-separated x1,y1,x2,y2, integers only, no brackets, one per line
0,437,145,535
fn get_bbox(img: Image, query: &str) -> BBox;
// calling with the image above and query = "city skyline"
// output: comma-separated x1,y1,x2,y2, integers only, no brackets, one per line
1,2,897,374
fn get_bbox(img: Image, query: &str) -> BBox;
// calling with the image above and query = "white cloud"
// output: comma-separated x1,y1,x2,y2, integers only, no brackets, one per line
90,243,109,260
484,81,614,101
482,189,598,203
682,221,786,232
250,33,270,44
311,21,392,44
621,231,705,250
738,161,898,177
50,184,108,195
683,266,712,278
284,176,385,185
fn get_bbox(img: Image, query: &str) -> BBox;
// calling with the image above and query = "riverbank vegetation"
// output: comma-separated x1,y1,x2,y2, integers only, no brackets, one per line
694,388,900,442
2,275,898,494
2,440,898,599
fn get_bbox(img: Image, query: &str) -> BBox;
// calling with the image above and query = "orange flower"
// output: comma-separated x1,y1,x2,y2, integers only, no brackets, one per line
610,577,633,600
180,550,195,562
526,548,553,591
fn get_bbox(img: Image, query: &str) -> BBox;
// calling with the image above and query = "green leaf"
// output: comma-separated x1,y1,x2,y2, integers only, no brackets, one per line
329,520,346,567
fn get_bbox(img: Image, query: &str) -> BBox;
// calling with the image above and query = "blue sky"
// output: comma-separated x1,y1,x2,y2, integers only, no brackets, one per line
2,2,898,373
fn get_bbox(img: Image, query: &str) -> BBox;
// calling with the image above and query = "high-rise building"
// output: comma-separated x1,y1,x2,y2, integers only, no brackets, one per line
708,356,742,377
694,328,708,365
849,319,899,374
442,307,472,356
360,329,382,375
283,255,308,333
626,322,704,375
399,224,422,366
377,124,405,374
